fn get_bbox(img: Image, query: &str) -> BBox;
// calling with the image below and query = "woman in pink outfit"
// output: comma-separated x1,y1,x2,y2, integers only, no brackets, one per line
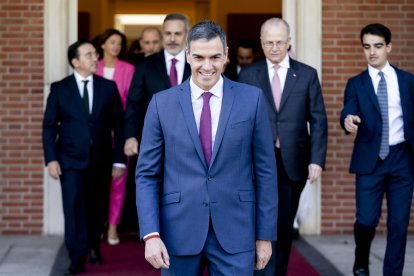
96,29,135,245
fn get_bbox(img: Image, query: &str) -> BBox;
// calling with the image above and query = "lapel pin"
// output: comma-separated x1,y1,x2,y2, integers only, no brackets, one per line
293,74,297,77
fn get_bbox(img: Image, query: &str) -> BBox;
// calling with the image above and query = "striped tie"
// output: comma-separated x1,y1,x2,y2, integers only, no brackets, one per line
377,71,389,159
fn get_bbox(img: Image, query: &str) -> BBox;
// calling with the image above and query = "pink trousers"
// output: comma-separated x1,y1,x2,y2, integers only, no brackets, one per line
108,164,128,225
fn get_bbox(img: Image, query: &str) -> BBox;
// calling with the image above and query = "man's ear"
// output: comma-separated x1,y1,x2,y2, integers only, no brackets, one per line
185,48,190,64
71,58,79,68
386,42,392,54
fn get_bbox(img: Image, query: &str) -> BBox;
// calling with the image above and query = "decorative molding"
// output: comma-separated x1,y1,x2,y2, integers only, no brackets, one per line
43,0,78,235
283,0,322,235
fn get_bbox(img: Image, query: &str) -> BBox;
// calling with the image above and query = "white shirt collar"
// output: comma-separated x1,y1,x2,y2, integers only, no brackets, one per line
266,54,290,70
368,61,392,79
74,71,93,83
189,76,224,100
164,49,186,64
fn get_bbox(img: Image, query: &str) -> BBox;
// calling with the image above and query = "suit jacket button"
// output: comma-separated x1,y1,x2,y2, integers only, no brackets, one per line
208,176,213,181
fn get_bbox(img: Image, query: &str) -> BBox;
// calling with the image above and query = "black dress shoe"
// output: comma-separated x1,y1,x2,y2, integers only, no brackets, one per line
353,268,369,276
64,263,85,275
292,228,300,240
89,249,103,264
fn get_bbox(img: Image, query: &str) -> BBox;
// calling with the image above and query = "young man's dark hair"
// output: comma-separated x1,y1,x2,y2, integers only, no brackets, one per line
360,23,391,45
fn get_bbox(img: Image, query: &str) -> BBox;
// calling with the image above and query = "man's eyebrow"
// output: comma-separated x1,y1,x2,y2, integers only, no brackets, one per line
362,42,385,47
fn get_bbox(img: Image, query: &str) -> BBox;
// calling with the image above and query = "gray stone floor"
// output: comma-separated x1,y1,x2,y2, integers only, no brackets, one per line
0,235,62,276
303,235,414,276
0,234,413,275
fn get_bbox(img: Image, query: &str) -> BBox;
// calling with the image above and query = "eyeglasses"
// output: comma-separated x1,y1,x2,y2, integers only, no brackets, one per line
82,51,100,60
263,40,288,49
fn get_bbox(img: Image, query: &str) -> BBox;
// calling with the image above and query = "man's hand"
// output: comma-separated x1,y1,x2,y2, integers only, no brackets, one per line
124,137,139,156
112,166,125,180
145,237,170,269
47,161,61,180
308,163,322,183
255,240,272,270
344,114,361,134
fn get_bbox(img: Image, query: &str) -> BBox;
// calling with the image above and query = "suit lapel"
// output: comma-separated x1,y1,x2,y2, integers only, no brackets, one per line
361,70,381,114
90,75,102,119
210,79,235,167
396,68,410,126
279,61,299,111
177,82,207,168
257,61,276,113
155,52,171,88
68,75,89,117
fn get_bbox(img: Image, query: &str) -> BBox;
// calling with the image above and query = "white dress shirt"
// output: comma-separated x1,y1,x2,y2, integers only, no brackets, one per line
267,54,290,92
164,49,186,85
190,76,223,150
74,71,93,113
143,77,223,240
103,67,115,80
368,62,405,146
73,71,125,168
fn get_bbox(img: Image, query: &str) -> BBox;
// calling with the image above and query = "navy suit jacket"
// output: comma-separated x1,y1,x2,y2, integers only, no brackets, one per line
340,66,414,174
136,78,278,255
125,50,191,141
43,74,125,169
238,59,327,181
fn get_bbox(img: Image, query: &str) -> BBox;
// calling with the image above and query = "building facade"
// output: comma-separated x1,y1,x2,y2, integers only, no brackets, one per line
0,0,413,235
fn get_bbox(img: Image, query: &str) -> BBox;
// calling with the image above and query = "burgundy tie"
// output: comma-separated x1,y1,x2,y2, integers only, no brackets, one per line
169,58,178,87
200,92,213,166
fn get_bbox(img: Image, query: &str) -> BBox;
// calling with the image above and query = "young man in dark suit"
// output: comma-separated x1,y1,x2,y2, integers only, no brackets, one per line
340,23,414,276
42,40,125,275
238,18,328,276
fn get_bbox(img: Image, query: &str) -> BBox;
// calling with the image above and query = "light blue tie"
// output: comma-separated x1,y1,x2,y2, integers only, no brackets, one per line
377,71,389,159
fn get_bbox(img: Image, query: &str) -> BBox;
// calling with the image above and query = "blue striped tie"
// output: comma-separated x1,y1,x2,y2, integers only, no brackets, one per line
377,71,389,159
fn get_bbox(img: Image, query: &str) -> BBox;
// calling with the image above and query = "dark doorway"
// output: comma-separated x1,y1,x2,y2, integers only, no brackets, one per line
227,13,281,61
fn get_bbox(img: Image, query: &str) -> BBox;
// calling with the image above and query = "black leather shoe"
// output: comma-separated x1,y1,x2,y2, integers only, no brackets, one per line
89,249,103,264
353,268,369,276
292,228,300,240
64,263,85,275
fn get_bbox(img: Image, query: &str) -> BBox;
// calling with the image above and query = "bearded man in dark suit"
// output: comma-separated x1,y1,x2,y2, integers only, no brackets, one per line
124,13,192,156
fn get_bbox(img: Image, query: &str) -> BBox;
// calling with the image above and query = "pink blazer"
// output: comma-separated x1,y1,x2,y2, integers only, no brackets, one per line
97,59,135,110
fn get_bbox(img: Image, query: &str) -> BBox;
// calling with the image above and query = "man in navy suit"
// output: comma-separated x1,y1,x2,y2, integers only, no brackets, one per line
124,13,192,156
340,23,414,276
136,20,278,275
42,40,125,275
238,18,327,276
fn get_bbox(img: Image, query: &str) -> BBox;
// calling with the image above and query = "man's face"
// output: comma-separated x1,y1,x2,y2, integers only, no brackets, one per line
260,24,290,64
140,29,162,56
163,19,187,56
186,36,228,91
362,34,391,70
237,46,255,68
72,43,98,77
